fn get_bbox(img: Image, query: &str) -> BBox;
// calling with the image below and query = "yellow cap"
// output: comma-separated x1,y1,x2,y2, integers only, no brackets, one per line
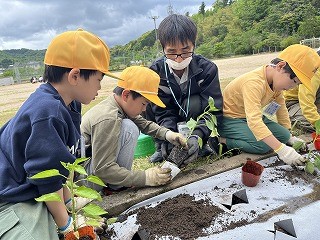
278,44,320,92
44,29,120,80
117,66,166,108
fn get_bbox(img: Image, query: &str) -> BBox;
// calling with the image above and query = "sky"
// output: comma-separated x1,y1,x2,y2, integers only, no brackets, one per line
0,0,214,50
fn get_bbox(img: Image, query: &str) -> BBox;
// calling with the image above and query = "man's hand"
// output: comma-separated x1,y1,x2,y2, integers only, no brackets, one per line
165,131,187,147
145,166,172,186
275,144,307,166
180,136,199,167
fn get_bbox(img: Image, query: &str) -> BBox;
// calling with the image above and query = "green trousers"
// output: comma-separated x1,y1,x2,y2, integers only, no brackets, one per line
218,116,290,154
0,200,59,240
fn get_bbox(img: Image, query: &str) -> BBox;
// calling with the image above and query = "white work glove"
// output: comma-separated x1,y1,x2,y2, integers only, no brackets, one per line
65,197,93,211
275,144,307,166
145,166,172,186
287,135,306,146
165,131,187,148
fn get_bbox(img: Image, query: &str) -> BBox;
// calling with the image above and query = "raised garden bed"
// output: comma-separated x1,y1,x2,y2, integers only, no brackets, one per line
104,155,320,239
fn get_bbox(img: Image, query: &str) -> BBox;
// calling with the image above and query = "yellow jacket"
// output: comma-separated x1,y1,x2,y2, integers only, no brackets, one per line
223,66,291,141
283,70,320,126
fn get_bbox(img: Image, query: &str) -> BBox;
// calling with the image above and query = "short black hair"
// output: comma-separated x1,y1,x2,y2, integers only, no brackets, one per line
158,14,197,49
270,58,296,79
43,65,99,83
113,86,142,99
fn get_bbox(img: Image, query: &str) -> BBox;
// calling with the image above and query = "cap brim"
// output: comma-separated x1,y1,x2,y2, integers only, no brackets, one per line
104,71,124,81
290,65,313,92
141,93,166,108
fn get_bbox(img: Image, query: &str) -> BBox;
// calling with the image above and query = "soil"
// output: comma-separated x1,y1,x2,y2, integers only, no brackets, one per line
242,160,264,176
133,163,318,239
134,193,253,239
167,146,189,167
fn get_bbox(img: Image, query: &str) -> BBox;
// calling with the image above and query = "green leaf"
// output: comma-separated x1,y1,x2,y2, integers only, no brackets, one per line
208,97,219,112
197,137,203,149
35,192,62,202
186,118,197,130
29,169,61,179
74,165,87,176
60,161,70,171
65,180,78,190
305,161,315,174
85,219,102,227
292,141,304,151
205,119,214,131
314,157,320,170
86,175,107,187
75,157,89,165
107,217,117,225
74,186,102,201
315,119,320,135
210,128,219,138
82,203,108,216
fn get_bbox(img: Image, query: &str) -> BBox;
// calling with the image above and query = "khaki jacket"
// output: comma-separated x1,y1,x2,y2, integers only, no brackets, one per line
81,95,168,187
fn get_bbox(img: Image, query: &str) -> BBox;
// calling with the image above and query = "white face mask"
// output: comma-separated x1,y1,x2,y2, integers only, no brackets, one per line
165,57,192,70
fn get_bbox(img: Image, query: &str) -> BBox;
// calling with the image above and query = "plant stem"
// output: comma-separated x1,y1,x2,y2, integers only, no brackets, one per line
69,169,77,231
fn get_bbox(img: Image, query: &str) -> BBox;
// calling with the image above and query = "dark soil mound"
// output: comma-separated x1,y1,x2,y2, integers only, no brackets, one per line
136,194,224,239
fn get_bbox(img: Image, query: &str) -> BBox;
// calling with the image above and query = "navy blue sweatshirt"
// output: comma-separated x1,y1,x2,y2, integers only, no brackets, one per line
0,83,81,202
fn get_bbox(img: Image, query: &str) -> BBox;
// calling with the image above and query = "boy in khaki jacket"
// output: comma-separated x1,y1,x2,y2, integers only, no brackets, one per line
80,66,186,192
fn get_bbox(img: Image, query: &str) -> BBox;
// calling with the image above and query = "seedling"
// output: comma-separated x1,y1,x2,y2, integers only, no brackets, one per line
292,120,320,175
167,96,220,167
30,157,116,237
185,96,220,147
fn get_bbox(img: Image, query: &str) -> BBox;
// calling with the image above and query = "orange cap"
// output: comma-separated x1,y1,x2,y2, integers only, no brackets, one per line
117,66,165,108
44,29,120,80
278,44,320,92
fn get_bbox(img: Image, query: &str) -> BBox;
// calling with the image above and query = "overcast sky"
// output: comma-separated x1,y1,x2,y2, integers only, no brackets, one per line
0,0,214,50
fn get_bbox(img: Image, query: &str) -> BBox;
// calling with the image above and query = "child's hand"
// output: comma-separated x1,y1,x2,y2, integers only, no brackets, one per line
275,144,307,166
165,131,187,147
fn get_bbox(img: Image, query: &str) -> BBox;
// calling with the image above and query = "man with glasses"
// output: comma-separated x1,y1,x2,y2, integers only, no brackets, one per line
145,14,223,165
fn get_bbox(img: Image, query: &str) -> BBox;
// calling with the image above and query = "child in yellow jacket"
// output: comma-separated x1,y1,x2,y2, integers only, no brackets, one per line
283,49,320,132
217,44,320,166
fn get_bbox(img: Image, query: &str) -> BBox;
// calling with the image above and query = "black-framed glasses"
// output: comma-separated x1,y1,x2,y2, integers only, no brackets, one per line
164,52,194,60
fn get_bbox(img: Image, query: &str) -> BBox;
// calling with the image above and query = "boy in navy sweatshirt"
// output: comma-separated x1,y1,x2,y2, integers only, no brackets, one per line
0,29,117,240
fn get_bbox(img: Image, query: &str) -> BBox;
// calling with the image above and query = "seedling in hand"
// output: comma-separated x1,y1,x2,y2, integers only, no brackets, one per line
166,96,220,168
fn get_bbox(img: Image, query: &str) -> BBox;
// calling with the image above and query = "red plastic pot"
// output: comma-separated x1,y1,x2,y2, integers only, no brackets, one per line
311,132,320,150
241,160,264,187
64,226,96,240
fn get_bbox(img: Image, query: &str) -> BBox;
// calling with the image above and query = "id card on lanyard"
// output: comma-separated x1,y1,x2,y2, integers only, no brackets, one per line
263,101,281,117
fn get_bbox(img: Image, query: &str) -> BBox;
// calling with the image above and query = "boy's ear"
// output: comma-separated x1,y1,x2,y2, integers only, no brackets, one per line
68,68,81,85
277,61,287,70
122,89,131,102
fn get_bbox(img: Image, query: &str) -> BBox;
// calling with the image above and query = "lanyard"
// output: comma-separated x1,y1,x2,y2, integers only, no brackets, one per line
163,58,191,118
